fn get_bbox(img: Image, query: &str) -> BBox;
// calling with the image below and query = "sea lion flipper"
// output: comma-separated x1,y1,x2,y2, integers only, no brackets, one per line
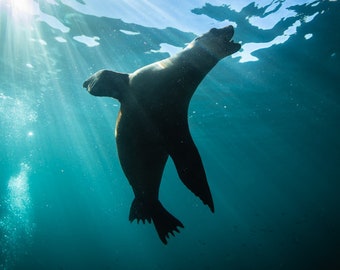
169,135,215,213
129,198,184,244
83,69,129,99
151,201,184,245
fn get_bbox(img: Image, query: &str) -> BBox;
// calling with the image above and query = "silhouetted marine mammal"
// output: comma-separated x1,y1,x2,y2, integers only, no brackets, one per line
83,25,241,244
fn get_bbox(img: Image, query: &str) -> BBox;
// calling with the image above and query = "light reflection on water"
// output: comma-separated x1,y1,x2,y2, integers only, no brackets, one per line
0,0,325,63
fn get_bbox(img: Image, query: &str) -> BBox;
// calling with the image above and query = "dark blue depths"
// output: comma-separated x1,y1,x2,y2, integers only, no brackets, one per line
0,1,339,270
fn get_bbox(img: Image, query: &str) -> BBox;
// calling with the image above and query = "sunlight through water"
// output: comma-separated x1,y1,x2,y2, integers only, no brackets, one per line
4,0,38,25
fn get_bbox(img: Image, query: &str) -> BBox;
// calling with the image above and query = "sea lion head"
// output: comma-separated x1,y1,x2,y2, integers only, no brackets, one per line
193,25,241,59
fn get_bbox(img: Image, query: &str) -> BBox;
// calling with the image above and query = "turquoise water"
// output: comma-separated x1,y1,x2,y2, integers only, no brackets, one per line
1,0,339,269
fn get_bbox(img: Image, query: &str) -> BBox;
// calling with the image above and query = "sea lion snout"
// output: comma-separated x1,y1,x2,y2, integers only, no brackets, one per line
224,25,235,42
209,25,234,41
196,25,241,59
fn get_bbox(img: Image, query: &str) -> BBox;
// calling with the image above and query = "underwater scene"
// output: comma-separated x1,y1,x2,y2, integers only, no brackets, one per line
0,0,339,269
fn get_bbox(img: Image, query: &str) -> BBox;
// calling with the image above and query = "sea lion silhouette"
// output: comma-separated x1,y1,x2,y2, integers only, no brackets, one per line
83,25,241,244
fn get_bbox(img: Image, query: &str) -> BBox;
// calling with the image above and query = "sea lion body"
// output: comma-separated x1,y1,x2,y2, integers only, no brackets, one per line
83,26,240,244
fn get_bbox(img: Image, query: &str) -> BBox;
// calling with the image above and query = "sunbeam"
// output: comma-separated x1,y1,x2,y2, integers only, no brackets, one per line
3,0,38,27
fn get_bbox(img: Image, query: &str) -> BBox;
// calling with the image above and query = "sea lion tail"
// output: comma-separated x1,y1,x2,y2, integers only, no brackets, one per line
129,198,184,244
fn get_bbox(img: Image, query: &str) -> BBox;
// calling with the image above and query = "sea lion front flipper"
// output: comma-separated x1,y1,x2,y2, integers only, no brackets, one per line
168,131,214,213
83,69,129,100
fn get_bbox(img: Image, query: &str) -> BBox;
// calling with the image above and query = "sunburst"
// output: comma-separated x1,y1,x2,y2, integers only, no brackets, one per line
7,0,38,22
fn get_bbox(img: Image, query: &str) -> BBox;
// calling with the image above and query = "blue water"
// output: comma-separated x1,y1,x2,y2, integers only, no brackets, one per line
1,0,339,269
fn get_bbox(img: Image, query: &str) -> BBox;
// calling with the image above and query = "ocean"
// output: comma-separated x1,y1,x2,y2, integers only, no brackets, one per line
0,0,339,269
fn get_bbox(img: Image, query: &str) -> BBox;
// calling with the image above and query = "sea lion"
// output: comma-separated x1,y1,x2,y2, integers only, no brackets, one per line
83,25,241,244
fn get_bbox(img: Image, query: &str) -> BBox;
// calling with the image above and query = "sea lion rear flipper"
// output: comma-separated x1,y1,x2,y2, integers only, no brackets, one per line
151,201,184,245
129,198,184,244
168,134,215,213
